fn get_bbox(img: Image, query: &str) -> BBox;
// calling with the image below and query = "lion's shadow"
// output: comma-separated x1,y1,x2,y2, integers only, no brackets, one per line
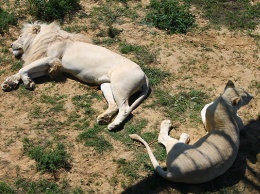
122,116,260,194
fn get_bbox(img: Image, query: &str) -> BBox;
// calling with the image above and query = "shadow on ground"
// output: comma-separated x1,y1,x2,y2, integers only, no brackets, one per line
122,116,260,194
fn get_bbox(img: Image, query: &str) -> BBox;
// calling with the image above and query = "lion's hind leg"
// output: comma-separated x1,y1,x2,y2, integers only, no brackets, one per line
97,83,119,125
106,67,145,130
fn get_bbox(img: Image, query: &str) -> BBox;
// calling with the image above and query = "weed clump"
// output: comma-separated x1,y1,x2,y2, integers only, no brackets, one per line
145,0,195,34
25,0,80,21
23,138,70,173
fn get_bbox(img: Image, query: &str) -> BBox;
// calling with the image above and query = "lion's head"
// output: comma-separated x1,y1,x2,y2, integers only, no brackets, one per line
11,23,42,58
11,22,92,66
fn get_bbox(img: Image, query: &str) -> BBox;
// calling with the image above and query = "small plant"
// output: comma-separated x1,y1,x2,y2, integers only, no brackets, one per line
23,138,70,173
145,0,195,34
0,7,17,34
25,0,80,21
77,124,113,153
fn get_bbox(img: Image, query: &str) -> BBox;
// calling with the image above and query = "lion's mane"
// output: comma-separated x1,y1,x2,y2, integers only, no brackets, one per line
21,22,91,66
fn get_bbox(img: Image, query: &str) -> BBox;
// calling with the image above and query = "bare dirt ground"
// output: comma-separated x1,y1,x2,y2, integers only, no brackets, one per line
0,0,259,193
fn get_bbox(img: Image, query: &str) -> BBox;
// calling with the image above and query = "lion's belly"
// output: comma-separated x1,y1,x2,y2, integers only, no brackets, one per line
61,42,138,84
61,60,112,84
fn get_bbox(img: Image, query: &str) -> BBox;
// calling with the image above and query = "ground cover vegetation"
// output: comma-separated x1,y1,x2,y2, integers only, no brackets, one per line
0,0,259,193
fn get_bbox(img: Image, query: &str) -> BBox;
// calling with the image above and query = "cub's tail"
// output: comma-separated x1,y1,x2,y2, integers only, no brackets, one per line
129,134,169,179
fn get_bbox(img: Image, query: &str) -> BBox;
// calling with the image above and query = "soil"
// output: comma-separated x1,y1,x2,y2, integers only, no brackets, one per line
0,0,259,193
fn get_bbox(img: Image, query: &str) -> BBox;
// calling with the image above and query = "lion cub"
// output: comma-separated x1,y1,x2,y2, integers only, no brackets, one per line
130,80,253,183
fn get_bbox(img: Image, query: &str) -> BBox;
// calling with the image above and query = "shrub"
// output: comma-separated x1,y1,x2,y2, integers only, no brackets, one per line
23,138,70,173
0,7,17,34
25,0,80,21
145,0,195,34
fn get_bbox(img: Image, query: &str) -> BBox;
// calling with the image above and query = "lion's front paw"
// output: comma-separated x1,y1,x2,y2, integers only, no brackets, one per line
23,78,35,90
1,76,20,92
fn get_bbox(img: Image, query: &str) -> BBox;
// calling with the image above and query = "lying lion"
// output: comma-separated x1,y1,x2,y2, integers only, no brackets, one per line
130,80,253,183
1,22,149,130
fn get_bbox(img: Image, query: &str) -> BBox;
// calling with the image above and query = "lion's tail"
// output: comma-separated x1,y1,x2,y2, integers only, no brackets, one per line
129,75,149,111
129,134,169,179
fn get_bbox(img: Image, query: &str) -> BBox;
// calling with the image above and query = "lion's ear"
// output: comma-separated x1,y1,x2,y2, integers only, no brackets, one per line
232,97,240,106
224,80,235,91
33,25,41,34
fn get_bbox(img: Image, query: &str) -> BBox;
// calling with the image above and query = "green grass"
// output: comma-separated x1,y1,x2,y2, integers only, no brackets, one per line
63,25,88,33
25,0,80,21
16,179,64,193
40,94,66,112
142,66,171,86
144,0,195,34
0,178,84,194
191,0,260,30
77,124,113,153
0,6,17,34
23,138,70,173
90,2,138,29
72,94,93,113
119,42,156,66
0,181,15,194
152,89,208,125
11,60,23,71
108,119,148,145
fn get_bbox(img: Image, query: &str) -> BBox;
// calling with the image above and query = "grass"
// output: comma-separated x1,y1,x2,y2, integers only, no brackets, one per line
0,6,17,34
77,124,113,153
40,94,66,112
25,0,80,21
23,138,70,174
0,0,258,193
90,2,138,29
0,182,15,194
72,92,101,115
152,88,209,125
191,0,260,30
145,0,195,34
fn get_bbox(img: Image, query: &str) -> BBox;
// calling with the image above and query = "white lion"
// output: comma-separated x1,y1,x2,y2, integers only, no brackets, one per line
130,81,253,183
1,22,149,130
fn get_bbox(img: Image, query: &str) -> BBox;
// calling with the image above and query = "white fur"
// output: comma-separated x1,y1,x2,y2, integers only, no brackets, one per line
2,22,149,130
130,81,253,183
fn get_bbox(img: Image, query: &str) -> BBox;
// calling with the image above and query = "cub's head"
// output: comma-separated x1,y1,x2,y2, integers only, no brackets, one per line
224,80,253,110
11,23,41,58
